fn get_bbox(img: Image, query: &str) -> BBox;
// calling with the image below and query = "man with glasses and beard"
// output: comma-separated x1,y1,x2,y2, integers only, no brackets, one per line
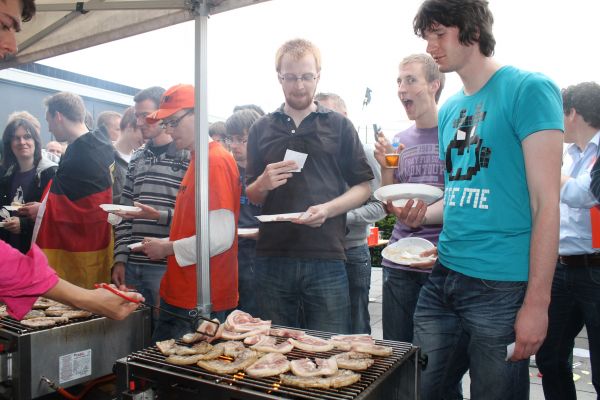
245,39,373,333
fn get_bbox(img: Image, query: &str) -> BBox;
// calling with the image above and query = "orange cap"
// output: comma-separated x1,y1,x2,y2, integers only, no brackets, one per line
146,84,195,123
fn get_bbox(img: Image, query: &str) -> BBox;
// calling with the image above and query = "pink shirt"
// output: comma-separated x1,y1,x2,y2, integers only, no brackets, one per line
1,241,59,319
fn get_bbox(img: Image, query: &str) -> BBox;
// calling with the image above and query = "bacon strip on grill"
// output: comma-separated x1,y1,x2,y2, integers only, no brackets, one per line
220,326,270,340
224,310,271,332
289,357,338,377
193,318,224,343
333,351,375,370
250,336,294,354
329,334,375,350
20,316,68,328
245,353,290,378
21,310,46,319
351,342,393,357
280,369,361,389
269,328,306,339
289,335,334,352
32,298,59,309
197,348,259,374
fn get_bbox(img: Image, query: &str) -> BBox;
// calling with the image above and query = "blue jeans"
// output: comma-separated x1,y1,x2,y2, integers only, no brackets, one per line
237,244,259,316
382,266,429,342
152,298,232,342
536,261,600,400
254,256,351,334
414,262,529,400
125,262,165,331
344,244,372,334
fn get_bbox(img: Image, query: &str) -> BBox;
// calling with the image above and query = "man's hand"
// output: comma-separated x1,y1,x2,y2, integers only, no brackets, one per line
293,204,330,228
136,237,173,260
373,133,395,168
3,216,21,234
388,199,427,228
111,262,126,289
256,160,298,191
114,201,160,221
17,202,41,220
410,247,437,270
511,302,548,361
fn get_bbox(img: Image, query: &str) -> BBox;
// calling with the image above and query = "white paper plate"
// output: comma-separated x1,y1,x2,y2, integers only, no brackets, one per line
100,204,142,213
238,227,259,236
374,183,443,207
255,212,303,223
2,205,21,211
382,237,436,266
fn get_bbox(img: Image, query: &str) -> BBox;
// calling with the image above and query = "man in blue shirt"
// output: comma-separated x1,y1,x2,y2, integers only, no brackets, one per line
411,0,564,398
536,81,600,400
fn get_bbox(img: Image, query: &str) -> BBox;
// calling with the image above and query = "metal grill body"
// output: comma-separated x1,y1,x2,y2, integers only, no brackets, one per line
115,328,420,400
0,307,151,399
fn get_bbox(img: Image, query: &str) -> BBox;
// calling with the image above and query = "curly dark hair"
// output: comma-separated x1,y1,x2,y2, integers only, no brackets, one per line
413,0,496,57
562,82,600,130
21,0,36,22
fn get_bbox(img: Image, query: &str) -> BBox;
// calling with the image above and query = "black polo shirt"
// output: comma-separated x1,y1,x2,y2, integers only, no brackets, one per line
246,103,374,260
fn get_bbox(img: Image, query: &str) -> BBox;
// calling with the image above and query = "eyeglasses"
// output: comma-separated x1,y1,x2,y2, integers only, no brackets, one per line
279,73,318,84
159,109,193,129
224,136,248,145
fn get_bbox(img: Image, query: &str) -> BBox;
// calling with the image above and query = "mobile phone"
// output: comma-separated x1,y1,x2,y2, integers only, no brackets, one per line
373,124,380,142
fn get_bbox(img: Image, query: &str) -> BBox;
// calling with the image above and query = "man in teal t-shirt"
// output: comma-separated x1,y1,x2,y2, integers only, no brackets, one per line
410,1,564,399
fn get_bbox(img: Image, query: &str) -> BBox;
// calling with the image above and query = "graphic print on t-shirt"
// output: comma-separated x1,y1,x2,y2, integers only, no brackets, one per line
445,105,492,182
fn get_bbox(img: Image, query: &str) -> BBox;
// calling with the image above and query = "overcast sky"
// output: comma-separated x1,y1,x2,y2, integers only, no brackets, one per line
38,0,598,140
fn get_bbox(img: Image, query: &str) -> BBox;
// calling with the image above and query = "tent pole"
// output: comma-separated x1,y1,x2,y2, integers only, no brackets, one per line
194,0,212,319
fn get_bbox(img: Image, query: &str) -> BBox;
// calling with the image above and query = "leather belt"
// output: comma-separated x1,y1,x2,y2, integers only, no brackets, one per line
558,253,600,267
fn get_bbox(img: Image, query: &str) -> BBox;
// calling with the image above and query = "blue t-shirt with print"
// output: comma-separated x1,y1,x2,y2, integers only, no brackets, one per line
437,66,563,281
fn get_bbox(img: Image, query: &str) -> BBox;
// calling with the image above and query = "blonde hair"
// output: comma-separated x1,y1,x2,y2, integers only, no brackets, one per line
275,38,321,73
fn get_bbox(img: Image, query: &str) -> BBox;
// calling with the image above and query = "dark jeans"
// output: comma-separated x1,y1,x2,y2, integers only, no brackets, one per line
536,261,600,400
414,262,529,400
382,266,429,342
124,262,165,333
152,298,232,342
254,256,351,334
344,244,372,334
237,244,259,316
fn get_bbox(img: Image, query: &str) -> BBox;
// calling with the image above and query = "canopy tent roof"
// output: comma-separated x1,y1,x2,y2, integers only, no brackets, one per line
0,0,267,70
1,0,270,316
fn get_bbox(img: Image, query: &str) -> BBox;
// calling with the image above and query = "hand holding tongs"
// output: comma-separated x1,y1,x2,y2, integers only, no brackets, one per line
94,283,220,336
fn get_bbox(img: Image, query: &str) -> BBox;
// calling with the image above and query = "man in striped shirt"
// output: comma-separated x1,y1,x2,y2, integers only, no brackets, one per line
111,86,190,331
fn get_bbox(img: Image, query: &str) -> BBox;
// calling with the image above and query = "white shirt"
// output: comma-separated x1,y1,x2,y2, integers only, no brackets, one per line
559,131,600,255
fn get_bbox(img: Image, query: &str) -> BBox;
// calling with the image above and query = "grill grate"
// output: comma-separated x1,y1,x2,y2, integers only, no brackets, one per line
122,328,416,400
0,315,102,335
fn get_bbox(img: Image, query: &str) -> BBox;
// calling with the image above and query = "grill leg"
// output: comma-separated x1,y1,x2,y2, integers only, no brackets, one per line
378,347,421,400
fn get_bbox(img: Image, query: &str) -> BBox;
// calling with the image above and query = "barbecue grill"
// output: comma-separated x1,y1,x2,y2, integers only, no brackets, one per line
0,307,151,399
115,328,420,400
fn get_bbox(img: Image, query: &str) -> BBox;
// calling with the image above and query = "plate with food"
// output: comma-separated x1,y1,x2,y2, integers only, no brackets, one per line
381,237,436,266
99,204,142,213
374,183,443,207
255,212,304,223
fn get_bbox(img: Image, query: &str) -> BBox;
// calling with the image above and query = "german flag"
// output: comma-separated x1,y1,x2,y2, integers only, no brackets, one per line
35,130,115,289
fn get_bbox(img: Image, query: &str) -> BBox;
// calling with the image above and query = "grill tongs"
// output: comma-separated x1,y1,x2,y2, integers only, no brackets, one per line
94,283,219,336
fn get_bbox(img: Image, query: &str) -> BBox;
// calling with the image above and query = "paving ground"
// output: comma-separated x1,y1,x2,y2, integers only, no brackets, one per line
368,266,597,399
